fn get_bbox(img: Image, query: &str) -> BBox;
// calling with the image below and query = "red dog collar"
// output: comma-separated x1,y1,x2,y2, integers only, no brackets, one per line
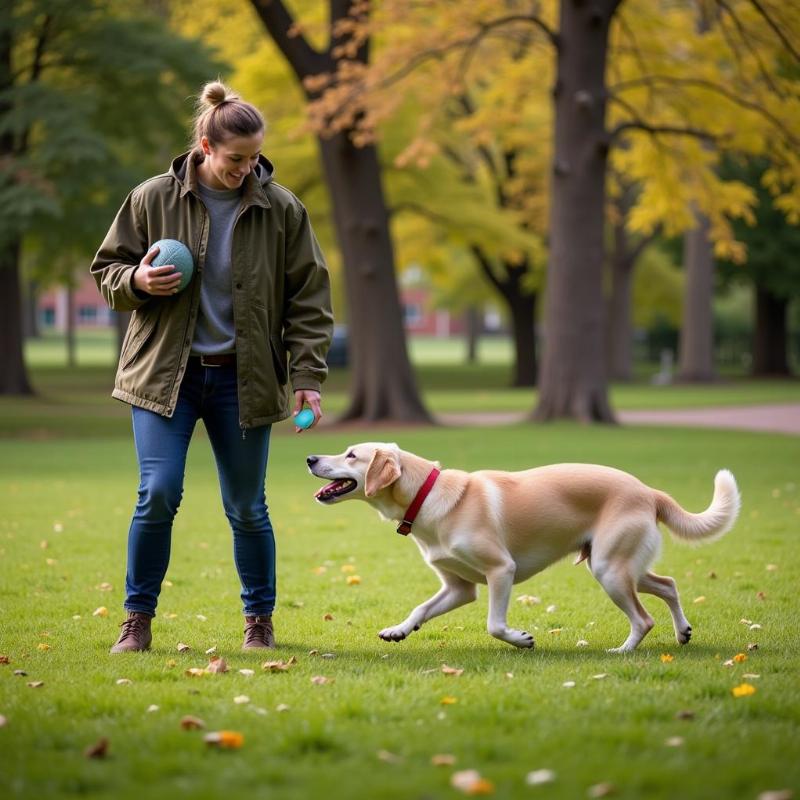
397,468,441,535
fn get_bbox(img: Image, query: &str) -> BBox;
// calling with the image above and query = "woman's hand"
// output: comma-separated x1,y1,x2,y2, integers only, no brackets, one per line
293,390,322,433
133,245,183,296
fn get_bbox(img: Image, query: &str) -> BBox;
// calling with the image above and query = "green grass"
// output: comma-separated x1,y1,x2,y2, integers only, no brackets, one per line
1,415,799,799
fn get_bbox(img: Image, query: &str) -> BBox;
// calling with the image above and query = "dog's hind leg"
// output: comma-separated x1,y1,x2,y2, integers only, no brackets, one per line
638,571,692,644
378,571,476,643
486,562,535,649
592,563,655,652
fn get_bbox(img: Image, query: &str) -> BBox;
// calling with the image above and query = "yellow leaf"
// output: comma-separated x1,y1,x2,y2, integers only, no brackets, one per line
731,683,757,698
204,730,244,748
440,696,458,705
346,575,362,585
660,654,674,663
733,653,747,663
92,607,108,618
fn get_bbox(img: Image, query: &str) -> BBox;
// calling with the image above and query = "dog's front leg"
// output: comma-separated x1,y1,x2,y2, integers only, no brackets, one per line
486,564,534,648
378,573,476,643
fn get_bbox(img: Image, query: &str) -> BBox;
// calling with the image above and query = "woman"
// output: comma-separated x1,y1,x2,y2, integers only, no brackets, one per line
91,80,333,652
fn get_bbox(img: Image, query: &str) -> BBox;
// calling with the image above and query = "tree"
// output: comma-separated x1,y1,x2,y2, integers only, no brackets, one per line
718,157,800,376
0,0,217,395
239,0,431,422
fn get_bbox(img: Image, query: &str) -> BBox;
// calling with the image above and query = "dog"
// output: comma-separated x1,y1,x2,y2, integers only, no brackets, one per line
306,443,740,651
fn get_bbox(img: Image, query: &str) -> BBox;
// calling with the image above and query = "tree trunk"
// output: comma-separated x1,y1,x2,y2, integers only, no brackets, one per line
250,0,431,423
607,249,635,381
534,0,618,422
678,211,716,381
752,286,789,376
65,285,76,368
465,306,480,364
319,135,432,421
0,238,34,394
507,291,537,387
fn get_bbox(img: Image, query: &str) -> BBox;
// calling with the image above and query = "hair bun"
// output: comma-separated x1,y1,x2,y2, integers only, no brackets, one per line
201,80,239,108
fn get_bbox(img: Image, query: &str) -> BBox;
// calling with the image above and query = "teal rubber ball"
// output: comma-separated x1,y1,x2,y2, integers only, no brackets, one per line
151,239,194,291
294,409,315,429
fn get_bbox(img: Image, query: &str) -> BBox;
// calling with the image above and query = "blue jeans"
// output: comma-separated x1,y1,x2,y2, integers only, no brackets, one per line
124,359,275,617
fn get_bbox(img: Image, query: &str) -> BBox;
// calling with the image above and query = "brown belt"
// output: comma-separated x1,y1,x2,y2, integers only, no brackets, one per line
192,353,236,367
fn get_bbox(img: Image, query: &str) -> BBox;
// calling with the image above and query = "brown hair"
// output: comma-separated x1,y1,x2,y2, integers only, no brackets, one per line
192,80,265,149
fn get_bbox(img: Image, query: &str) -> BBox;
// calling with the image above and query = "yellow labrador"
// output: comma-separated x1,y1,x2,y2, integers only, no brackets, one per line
306,443,740,652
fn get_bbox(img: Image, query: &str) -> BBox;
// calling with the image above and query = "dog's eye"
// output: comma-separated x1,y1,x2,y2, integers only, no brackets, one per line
346,451,356,459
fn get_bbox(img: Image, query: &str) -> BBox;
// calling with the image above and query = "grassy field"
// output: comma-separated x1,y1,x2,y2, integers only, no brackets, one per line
1,364,799,799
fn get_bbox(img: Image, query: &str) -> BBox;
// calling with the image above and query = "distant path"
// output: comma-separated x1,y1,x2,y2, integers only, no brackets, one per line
437,403,800,436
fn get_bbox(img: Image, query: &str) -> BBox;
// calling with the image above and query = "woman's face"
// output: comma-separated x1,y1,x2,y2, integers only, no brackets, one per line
198,132,264,191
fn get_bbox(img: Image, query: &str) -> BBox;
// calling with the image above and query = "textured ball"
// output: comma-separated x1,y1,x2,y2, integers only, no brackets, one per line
150,239,194,292
294,409,315,429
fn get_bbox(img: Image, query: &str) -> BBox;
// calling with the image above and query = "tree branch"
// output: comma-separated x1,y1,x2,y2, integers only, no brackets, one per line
747,0,800,62
248,0,327,81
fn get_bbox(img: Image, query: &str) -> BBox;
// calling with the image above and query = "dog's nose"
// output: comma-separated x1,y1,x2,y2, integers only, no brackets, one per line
306,456,319,467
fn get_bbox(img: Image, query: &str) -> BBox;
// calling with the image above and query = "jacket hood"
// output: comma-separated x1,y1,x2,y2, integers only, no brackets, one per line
169,149,275,202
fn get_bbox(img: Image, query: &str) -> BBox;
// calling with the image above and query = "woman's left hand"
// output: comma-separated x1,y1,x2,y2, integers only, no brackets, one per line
293,389,322,432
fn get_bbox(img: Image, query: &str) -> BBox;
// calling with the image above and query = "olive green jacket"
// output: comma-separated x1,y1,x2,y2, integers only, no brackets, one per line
91,150,333,428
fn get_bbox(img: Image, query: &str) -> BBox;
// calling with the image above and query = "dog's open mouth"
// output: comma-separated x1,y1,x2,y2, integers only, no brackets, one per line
315,478,357,502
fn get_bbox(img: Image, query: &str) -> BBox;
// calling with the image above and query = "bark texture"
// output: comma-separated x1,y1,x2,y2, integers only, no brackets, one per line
534,0,619,422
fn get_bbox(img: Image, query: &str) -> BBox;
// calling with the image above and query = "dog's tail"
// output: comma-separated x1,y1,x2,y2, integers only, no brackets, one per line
655,469,741,544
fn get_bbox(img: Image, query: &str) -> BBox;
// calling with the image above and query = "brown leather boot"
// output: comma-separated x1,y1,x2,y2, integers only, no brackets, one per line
243,615,275,649
110,611,153,653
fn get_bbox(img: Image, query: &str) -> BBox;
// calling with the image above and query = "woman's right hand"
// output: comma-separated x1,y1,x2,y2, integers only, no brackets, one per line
133,246,183,296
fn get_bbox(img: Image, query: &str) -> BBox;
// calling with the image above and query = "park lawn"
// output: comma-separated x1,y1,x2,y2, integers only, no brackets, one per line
0,422,798,800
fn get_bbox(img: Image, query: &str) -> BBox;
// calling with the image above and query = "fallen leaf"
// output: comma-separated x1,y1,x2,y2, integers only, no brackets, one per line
756,591,767,600
588,783,617,798
176,643,192,653
0,656,9,664
27,681,44,688
562,681,576,688
693,596,706,604
546,604,557,613
765,564,778,572
675,710,695,720
98,582,113,591
441,664,464,676
440,696,458,705
592,674,609,680
732,683,757,698
146,705,159,713
233,695,250,705
196,614,207,622
84,738,109,759
53,522,63,533
313,566,327,575
451,769,495,795
707,571,717,579
308,649,320,656
185,668,207,677
204,730,244,749
37,643,50,651
516,595,541,605
740,618,753,626
750,623,763,630
377,749,402,763
206,657,228,674
660,654,674,663
321,653,336,659
276,704,290,712
262,660,294,672
526,769,556,786
548,628,563,635
40,540,48,549
45,558,57,566
238,669,255,677
310,675,333,685
0,715,6,727
115,678,132,686
757,791,793,800
164,580,173,587
742,673,761,679
723,659,735,667
747,643,759,651
180,715,205,730
13,670,27,677
576,640,589,647
431,754,457,766
664,736,684,747
205,646,216,655
346,575,361,585
733,653,747,663
341,564,356,573
92,607,109,618
165,659,177,668
165,613,178,620
323,613,334,621
505,672,514,679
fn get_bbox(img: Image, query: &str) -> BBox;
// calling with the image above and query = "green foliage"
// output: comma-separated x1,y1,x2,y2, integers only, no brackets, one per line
0,0,221,283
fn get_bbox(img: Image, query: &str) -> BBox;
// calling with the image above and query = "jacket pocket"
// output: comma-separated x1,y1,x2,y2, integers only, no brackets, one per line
120,307,160,371
269,334,288,386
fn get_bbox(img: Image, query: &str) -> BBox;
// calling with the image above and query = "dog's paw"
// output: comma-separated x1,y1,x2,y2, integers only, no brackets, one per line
492,628,535,649
677,625,692,645
378,625,411,642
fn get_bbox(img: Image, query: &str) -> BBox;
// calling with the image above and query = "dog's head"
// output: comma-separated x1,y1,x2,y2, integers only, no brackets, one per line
306,442,402,505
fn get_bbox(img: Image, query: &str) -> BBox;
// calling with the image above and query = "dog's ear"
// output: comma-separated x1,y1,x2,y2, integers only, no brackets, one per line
365,449,402,497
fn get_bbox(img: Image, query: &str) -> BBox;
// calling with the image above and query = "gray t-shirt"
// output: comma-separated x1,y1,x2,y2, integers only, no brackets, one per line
192,182,243,355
